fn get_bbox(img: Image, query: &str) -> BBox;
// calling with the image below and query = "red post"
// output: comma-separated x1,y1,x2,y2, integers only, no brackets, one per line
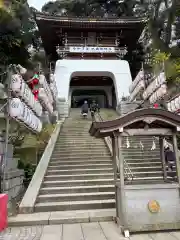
0,194,8,232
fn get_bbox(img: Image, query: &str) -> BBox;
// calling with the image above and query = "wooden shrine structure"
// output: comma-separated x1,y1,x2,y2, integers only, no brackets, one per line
35,13,146,78
89,108,180,235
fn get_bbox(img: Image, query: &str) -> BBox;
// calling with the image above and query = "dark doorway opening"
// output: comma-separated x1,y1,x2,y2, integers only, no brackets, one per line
71,89,108,108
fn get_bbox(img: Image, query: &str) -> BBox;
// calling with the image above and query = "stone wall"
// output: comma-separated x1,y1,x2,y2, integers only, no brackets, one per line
1,142,24,215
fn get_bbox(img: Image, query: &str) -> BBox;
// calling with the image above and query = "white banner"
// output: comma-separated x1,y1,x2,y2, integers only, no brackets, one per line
69,46,115,53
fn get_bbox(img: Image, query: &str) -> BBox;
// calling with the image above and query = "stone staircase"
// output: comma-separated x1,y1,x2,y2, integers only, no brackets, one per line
34,109,115,212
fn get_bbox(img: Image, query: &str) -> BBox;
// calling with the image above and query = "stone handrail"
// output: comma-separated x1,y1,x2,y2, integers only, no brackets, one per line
19,119,65,214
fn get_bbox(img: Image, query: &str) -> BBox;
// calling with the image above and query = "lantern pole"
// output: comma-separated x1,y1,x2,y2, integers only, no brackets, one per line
2,65,12,192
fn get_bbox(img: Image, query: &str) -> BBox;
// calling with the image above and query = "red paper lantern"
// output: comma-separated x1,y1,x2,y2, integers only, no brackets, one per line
32,78,39,85
28,74,39,93
153,103,159,108
32,90,39,100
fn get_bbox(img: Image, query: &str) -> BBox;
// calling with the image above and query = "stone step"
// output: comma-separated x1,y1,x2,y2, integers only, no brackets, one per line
39,185,115,195
37,192,115,203
125,166,162,172
8,209,116,227
124,155,160,160
55,143,106,147
131,170,164,178
56,142,104,146
122,142,160,146
49,159,111,165
127,161,162,167
54,146,107,151
61,126,91,128
34,199,115,212
60,131,91,134
51,152,110,157
122,148,160,152
61,128,91,130
122,143,160,147
60,133,90,136
50,155,111,161
53,149,108,153
123,152,160,157
56,140,103,143
43,179,114,187
44,173,114,181
52,150,109,155
49,163,112,169
55,143,105,147
128,175,177,182
125,158,160,163
58,137,96,141
47,168,113,175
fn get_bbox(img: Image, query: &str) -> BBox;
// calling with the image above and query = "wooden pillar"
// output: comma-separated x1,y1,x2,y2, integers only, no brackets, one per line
112,136,118,218
172,133,180,185
117,134,127,229
159,137,168,181
118,134,124,187
112,136,118,180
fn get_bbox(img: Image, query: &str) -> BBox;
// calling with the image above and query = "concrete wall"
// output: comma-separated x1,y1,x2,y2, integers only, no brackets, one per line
54,60,132,115
121,184,180,232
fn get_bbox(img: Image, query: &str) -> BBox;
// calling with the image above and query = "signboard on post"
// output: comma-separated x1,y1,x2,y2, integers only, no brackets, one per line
69,46,115,53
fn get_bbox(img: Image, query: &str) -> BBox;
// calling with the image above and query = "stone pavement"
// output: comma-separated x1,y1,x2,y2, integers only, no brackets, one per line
1,222,180,240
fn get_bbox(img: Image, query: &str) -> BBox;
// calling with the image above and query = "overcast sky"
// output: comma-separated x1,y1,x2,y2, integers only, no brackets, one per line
28,0,54,10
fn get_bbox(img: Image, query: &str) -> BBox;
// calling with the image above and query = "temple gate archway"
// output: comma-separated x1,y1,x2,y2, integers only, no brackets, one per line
54,59,132,116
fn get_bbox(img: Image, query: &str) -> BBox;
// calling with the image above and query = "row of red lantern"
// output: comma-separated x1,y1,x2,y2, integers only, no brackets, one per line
17,65,40,100
17,65,55,114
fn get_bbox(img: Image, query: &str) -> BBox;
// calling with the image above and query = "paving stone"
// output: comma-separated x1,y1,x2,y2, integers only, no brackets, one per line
99,222,126,240
149,232,177,240
170,231,180,240
0,227,20,240
130,233,153,240
40,225,62,240
0,226,43,240
62,224,84,240
81,222,107,240
49,210,89,225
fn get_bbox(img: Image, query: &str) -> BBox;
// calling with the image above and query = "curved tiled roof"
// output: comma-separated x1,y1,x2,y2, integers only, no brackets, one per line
89,108,180,137
35,12,146,24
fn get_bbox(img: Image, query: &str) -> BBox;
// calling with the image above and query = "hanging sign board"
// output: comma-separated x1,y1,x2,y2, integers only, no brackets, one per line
69,46,115,53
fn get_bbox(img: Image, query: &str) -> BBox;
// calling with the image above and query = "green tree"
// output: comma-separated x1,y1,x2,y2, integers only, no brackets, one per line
0,0,40,68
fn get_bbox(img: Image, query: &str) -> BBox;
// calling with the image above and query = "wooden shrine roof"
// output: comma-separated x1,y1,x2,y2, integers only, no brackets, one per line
89,108,180,138
35,12,146,28
34,12,146,61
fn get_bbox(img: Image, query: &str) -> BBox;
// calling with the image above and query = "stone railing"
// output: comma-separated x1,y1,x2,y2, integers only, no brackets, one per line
57,98,69,118
19,119,65,213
